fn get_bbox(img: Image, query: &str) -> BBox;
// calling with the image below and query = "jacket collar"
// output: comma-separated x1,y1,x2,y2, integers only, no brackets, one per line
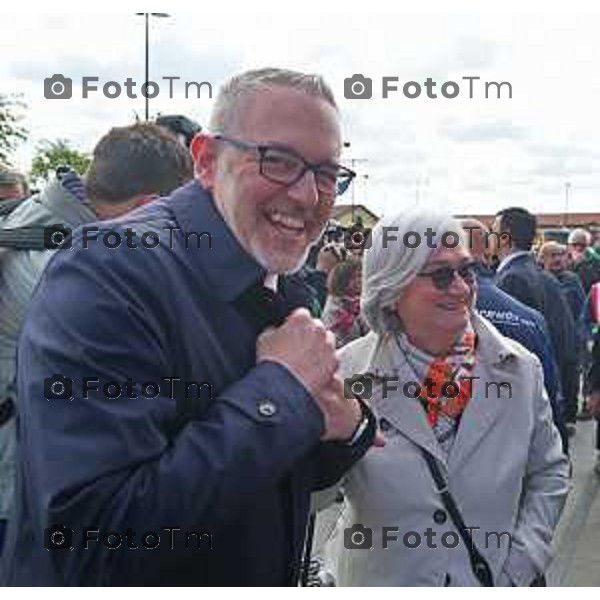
165,180,266,302
496,250,532,275
355,312,519,469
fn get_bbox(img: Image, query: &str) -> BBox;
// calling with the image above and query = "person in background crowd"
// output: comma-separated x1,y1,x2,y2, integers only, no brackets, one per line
462,220,567,452
155,114,202,149
540,241,586,323
0,167,28,202
584,328,600,475
295,242,349,315
540,240,590,422
0,123,193,557
491,208,580,435
568,228,600,296
322,257,368,348
1,68,379,586
326,207,569,586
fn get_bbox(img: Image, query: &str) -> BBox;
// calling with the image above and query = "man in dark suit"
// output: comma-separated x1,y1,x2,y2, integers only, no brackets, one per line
462,219,567,451
0,68,379,586
490,207,579,432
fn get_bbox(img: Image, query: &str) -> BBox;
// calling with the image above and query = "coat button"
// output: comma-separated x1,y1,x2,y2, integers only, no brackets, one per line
257,400,277,417
379,418,392,432
433,509,447,524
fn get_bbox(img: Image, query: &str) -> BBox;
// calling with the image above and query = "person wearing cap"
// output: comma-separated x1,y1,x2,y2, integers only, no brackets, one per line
325,207,568,586
155,114,202,148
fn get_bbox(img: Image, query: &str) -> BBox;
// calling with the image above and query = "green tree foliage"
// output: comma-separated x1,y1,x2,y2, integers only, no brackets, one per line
30,139,91,185
0,93,28,165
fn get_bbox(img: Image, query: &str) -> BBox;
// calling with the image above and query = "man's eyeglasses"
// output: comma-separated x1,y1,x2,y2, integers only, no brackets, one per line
417,262,477,291
213,134,356,199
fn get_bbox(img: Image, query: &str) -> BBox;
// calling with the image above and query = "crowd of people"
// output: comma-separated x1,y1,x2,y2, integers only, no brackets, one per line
0,66,598,586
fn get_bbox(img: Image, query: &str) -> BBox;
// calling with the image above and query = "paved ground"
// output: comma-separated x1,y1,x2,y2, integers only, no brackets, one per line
311,419,600,586
548,419,600,586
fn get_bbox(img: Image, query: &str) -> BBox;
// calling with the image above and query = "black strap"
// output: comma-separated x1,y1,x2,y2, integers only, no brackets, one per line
420,448,494,587
0,225,50,250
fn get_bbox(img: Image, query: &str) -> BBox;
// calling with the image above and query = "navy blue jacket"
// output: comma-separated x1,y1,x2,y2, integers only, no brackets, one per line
554,270,586,323
0,181,374,586
475,268,567,450
495,253,578,411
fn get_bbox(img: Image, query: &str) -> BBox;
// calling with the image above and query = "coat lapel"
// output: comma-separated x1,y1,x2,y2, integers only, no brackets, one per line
448,313,518,469
362,334,448,467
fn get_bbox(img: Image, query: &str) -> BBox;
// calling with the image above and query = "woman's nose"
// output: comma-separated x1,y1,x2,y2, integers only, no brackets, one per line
447,270,472,296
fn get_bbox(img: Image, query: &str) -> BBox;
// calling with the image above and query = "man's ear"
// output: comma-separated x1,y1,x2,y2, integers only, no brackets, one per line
190,133,218,191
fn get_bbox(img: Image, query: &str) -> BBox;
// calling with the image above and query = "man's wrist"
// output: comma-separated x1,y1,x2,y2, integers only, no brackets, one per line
344,399,370,446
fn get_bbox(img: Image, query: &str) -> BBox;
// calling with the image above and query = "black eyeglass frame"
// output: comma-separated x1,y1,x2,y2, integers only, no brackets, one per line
417,261,478,291
212,134,356,197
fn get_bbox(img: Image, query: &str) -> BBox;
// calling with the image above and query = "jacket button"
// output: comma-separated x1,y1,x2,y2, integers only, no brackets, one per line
433,509,447,524
257,400,277,417
379,418,392,432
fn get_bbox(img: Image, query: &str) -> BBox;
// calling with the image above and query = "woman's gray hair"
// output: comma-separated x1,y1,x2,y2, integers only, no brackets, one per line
209,68,337,134
361,207,467,335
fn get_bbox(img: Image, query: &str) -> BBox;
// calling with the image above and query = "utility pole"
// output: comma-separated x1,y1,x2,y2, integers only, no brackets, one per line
135,13,170,121
564,181,571,228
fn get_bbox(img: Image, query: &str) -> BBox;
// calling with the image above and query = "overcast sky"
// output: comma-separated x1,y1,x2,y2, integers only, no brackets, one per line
3,5,600,218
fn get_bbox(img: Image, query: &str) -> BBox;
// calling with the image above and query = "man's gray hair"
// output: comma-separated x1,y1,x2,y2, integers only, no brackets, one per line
568,228,591,246
209,67,337,134
361,207,467,335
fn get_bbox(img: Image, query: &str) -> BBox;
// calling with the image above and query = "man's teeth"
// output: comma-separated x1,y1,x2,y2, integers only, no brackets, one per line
268,211,305,231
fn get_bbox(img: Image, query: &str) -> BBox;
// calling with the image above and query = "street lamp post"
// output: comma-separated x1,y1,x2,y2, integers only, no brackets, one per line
343,142,370,223
564,181,571,228
135,13,170,121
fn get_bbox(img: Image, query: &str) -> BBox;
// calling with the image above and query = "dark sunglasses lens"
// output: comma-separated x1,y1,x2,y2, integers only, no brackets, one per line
458,265,476,284
431,267,455,290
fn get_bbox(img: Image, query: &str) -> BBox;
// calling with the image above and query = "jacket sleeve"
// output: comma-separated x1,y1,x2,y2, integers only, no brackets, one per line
310,398,376,491
496,271,539,312
16,244,327,584
497,361,570,586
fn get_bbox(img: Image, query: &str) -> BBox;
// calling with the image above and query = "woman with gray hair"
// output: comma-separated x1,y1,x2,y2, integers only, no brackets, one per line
325,207,569,586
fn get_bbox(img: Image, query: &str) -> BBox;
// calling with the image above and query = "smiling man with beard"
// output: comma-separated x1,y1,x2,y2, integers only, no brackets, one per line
1,68,379,586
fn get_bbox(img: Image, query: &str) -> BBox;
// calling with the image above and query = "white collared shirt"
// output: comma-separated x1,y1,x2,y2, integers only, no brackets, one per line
495,250,532,275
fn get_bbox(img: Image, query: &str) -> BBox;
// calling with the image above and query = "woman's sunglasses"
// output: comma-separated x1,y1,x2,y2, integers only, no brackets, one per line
417,262,477,291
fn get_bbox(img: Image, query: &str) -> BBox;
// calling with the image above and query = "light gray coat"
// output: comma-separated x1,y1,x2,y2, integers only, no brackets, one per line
324,313,570,586
0,177,95,519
